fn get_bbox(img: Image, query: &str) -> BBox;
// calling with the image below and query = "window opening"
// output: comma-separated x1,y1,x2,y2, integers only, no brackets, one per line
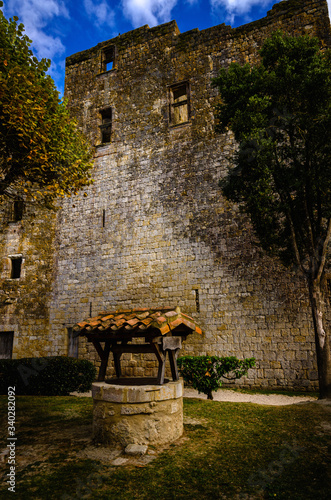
102,46,115,72
103,209,106,227
11,257,22,279
195,289,200,313
0,331,14,359
12,200,24,222
170,82,190,126
68,328,79,358
99,108,112,144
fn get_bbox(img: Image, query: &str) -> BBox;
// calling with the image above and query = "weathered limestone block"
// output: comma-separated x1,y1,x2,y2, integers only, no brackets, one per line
92,380,183,447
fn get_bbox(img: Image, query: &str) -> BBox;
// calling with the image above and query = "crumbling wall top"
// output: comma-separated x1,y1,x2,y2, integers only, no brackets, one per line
65,0,331,68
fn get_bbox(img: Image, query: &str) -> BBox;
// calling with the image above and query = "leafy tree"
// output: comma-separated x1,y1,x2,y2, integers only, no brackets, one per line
213,32,331,398
178,355,256,400
0,2,93,207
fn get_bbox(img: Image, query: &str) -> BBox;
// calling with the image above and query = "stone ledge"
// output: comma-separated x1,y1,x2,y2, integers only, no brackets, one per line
92,379,183,403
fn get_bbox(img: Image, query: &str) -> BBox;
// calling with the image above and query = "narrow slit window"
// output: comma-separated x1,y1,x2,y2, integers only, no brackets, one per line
99,108,112,144
11,257,22,279
102,46,115,72
0,331,14,359
12,200,24,222
195,289,200,313
68,327,79,358
169,82,190,126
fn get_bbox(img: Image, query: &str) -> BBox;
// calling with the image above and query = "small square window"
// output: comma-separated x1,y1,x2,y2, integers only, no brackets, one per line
102,46,115,72
10,257,22,279
169,82,190,126
99,108,112,144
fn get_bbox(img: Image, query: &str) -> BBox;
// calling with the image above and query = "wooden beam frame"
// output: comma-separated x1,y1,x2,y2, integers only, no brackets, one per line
87,330,188,384
92,340,111,381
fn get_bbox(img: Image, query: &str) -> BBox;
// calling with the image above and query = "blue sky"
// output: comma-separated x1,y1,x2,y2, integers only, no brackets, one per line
2,0,331,95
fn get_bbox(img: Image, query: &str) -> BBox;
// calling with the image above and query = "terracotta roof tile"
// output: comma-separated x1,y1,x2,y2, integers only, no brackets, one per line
127,318,139,326
141,318,153,325
168,318,183,330
181,318,196,331
76,321,88,329
73,307,202,338
159,324,170,335
89,320,100,328
165,311,178,318
150,312,161,319
137,311,150,320
101,314,114,322
115,318,126,327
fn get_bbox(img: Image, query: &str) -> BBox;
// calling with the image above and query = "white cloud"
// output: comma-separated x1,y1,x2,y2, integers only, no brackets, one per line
122,0,178,28
211,0,270,24
4,0,69,60
83,0,116,28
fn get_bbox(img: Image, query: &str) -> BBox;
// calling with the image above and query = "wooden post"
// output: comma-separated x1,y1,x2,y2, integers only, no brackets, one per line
163,337,182,381
168,349,179,381
113,350,122,378
152,342,166,385
92,340,111,382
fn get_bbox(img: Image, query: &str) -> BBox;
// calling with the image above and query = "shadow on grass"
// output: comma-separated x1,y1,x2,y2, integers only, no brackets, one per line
0,395,330,499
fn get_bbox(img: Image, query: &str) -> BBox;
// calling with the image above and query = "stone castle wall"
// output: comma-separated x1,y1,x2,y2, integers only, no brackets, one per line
0,201,57,358
1,0,330,390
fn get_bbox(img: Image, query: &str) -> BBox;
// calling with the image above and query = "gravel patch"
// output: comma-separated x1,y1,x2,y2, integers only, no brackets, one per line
184,388,317,406
71,389,317,406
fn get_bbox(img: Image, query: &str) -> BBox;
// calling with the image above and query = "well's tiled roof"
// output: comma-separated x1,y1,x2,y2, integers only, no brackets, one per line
73,306,202,337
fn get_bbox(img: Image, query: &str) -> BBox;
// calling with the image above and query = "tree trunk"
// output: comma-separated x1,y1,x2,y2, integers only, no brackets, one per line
308,279,331,399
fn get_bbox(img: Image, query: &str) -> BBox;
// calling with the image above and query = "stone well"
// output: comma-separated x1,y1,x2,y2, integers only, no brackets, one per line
92,379,183,447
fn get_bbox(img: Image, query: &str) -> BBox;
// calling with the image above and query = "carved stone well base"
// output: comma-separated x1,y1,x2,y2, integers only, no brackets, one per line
92,379,183,447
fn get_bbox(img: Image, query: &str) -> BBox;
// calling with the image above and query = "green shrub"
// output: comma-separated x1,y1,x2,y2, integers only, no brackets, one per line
178,355,256,399
0,356,97,395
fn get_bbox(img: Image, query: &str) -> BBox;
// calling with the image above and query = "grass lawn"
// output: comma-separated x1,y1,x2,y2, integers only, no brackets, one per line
0,392,330,499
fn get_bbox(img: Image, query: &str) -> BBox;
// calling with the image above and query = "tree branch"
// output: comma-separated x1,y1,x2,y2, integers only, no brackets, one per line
287,209,308,276
316,218,331,284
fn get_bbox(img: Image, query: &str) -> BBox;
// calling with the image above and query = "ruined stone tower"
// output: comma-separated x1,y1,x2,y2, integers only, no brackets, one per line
1,0,330,390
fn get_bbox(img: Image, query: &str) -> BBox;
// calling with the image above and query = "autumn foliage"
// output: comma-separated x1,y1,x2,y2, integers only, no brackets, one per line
0,2,93,207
